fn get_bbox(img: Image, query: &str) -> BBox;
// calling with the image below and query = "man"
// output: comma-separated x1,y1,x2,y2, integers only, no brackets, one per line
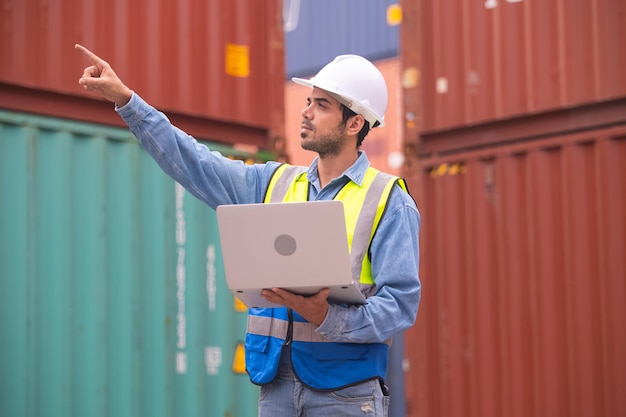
76,44,420,416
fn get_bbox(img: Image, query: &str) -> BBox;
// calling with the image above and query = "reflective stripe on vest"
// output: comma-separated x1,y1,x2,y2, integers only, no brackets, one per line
247,314,392,346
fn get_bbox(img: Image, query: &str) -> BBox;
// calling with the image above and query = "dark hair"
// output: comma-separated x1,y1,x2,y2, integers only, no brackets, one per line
341,105,376,147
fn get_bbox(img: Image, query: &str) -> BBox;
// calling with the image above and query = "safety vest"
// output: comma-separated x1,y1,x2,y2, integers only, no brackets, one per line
245,163,410,390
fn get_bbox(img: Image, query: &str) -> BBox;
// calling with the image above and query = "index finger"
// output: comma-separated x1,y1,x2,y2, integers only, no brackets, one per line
75,44,106,66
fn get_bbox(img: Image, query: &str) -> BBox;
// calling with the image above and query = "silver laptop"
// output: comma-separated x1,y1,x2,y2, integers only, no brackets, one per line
216,200,367,309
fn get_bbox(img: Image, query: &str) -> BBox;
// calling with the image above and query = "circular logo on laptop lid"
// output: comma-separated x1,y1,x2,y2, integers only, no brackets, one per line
274,234,297,256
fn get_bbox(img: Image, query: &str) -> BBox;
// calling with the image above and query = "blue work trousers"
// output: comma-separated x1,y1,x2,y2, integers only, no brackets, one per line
257,354,389,417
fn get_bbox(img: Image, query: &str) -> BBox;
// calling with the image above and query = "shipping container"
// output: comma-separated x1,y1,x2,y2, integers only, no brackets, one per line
0,0,285,152
0,110,264,417
284,0,400,78
403,125,626,417
399,2,626,416
401,0,626,134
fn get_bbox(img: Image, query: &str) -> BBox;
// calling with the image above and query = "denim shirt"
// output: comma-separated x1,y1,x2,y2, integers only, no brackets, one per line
117,93,421,344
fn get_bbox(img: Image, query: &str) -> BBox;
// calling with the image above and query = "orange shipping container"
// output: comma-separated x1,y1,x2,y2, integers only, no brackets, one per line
0,0,285,152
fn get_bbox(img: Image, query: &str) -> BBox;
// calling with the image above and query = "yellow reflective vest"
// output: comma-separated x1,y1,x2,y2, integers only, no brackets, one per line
245,163,410,390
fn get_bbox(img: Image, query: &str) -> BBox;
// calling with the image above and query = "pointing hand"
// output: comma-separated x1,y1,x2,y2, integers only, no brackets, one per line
75,44,132,107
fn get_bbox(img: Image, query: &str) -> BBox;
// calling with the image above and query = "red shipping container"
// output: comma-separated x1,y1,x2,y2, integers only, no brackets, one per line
0,0,285,151
400,3,626,415
401,0,626,134
403,125,626,417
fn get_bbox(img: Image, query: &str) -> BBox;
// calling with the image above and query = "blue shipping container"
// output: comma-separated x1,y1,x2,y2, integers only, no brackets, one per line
284,0,400,78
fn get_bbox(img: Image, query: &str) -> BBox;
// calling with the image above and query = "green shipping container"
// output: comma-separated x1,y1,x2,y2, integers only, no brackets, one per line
0,110,265,417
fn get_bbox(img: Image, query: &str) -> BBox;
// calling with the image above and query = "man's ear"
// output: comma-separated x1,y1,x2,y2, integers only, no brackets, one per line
345,114,365,136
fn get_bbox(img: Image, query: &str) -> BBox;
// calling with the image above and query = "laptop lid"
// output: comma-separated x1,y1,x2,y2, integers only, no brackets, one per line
216,200,366,309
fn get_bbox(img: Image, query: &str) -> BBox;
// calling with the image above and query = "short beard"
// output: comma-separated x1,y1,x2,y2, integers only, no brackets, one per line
300,122,346,158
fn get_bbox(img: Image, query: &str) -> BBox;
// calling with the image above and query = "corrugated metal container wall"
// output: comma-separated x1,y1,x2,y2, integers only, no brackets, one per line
410,0,626,133
0,110,260,417
0,0,285,151
284,0,400,78
403,126,626,417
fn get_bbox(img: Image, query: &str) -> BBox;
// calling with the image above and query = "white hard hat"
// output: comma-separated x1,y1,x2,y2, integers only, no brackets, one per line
292,55,388,128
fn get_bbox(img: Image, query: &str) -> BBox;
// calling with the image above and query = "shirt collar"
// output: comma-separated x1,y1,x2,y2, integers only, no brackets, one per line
306,151,371,186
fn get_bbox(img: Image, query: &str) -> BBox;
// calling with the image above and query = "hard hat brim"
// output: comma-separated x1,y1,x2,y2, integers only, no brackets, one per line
291,77,385,128
291,77,314,89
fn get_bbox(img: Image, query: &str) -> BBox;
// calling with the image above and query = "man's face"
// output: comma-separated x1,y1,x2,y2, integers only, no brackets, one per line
299,88,347,157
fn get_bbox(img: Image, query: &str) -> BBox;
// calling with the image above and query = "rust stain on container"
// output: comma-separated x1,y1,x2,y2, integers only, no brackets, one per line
0,0,285,151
